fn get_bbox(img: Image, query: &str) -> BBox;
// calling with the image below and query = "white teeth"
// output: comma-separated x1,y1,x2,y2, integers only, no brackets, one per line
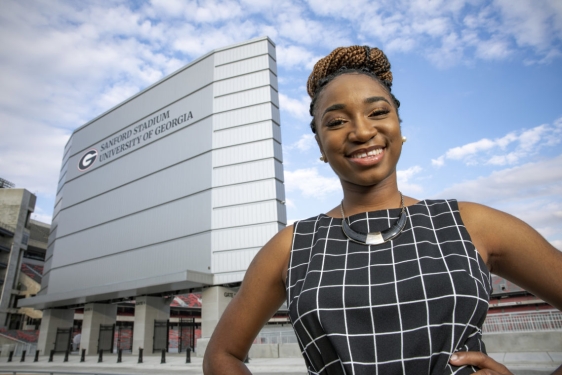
351,149,382,158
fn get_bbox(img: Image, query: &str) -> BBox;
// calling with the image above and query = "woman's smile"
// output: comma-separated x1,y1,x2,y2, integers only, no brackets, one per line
346,145,385,166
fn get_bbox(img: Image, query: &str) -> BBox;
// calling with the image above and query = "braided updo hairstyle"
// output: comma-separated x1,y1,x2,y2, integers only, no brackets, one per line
307,46,400,133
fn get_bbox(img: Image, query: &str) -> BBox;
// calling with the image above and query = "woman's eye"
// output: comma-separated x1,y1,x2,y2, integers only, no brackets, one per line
326,119,345,127
370,109,390,117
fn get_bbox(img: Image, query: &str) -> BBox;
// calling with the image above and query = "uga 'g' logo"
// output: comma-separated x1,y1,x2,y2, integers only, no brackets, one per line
78,149,98,171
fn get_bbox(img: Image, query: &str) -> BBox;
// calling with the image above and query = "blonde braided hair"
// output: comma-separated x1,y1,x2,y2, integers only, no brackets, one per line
307,46,399,133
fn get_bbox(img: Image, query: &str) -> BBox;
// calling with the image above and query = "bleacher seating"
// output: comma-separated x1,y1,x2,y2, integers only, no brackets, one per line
0,327,38,343
171,293,201,308
20,263,43,283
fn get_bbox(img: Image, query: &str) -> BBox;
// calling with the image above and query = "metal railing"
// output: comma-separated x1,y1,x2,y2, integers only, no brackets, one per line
254,328,298,345
0,177,15,189
6,343,38,357
252,311,562,342
482,310,562,333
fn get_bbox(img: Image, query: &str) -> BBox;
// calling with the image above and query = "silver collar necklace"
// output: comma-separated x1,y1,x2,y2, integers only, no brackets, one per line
340,192,407,245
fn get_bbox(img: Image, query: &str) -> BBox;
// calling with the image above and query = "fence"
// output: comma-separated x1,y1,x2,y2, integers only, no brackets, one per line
13,342,37,357
253,328,298,345
252,311,562,343
482,311,562,333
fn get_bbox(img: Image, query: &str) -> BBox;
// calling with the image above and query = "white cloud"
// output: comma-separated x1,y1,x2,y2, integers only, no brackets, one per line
438,154,562,203
31,206,55,225
436,154,562,242
284,168,341,198
494,0,560,51
0,113,70,199
446,138,498,160
148,0,244,23
397,166,424,195
433,119,562,167
307,0,562,67
432,155,446,168
284,198,296,209
276,45,321,70
290,134,317,152
279,93,310,120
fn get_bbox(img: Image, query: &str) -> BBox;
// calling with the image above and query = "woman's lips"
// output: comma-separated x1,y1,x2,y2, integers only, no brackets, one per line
347,147,385,166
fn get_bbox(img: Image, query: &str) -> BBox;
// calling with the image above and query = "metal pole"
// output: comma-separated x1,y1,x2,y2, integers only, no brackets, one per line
48,350,54,362
161,348,166,364
80,349,85,362
186,347,191,363
8,350,13,362
138,347,143,363
98,349,103,363
64,350,69,362
117,348,122,363
33,350,39,362
20,350,26,362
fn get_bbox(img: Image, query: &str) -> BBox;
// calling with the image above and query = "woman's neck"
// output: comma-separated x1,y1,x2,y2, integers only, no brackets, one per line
340,178,402,216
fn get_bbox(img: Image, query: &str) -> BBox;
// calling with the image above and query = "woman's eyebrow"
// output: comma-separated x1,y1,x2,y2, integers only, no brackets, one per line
321,103,346,118
364,96,390,104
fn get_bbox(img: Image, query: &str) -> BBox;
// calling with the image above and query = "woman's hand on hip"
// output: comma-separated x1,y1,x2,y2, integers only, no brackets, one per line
449,351,512,374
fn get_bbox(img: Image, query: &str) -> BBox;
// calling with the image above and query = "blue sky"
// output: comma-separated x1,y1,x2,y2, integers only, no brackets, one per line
0,0,561,249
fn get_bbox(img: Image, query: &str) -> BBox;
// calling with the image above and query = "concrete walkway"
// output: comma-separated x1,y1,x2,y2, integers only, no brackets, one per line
0,352,559,375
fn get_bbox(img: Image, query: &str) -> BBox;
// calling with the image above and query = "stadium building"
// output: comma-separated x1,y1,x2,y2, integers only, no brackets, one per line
19,37,287,356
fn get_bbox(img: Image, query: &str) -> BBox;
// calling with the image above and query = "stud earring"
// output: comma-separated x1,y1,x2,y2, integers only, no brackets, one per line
402,136,407,143
319,155,326,162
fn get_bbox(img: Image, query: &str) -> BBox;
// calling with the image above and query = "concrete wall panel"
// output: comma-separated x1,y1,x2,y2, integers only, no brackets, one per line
213,103,274,131
63,117,212,208
213,139,277,168
213,121,274,149
47,232,212,294
213,159,282,187
212,248,260,273
52,190,211,268
57,153,211,237
211,222,280,252
269,86,279,107
214,86,273,113
272,105,280,125
213,70,271,97
212,200,280,229
268,41,276,62
214,39,271,66
267,55,277,76
65,89,212,182
214,55,271,81
212,179,277,208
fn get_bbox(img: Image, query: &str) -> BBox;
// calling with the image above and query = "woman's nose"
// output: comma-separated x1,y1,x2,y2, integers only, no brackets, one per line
349,117,377,143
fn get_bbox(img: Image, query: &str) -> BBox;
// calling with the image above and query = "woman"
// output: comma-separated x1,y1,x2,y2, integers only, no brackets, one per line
203,46,562,374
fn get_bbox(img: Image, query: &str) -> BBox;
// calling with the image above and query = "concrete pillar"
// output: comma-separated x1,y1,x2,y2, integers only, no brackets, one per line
132,296,170,354
37,308,74,355
196,286,236,357
80,303,117,355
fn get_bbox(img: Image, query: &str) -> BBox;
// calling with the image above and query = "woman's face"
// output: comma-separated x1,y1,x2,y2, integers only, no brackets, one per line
313,73,402,189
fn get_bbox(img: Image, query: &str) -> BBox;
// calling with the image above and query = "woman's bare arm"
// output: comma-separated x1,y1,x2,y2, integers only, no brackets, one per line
459,202,562,310
203,225,294,374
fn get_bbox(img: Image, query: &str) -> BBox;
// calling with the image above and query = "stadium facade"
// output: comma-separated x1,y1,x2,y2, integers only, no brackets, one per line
20,36,286,355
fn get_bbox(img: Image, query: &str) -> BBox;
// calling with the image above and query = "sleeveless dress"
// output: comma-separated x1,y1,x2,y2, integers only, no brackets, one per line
286,199,491,375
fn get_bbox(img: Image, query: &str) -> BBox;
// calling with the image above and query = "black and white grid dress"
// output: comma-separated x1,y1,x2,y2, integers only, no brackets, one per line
286,199,492,375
